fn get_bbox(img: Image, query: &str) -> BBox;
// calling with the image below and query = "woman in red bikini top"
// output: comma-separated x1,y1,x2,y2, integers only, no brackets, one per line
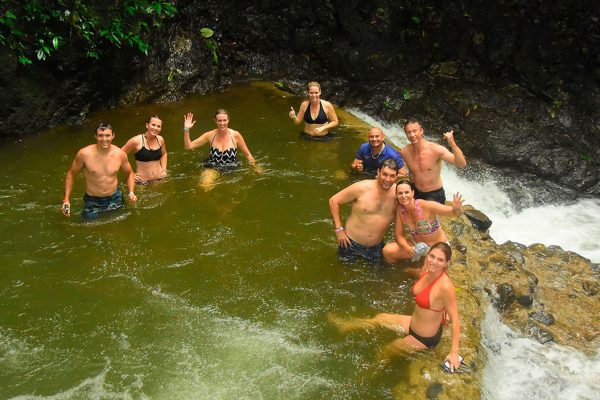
329,242,462,372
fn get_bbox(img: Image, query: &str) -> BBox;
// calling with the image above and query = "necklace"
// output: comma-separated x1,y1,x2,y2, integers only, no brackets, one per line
371,143,385,159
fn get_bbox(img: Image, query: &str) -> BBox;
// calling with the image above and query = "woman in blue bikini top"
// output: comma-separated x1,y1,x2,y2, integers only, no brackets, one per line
288,81,339,138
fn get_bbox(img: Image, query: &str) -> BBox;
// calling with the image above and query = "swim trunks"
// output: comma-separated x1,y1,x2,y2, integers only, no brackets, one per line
355,142,404,176
82,188,124,220
414,187,446,204
409,324,443,348
303,100,328,124
300,132,334,141
338,235,384,264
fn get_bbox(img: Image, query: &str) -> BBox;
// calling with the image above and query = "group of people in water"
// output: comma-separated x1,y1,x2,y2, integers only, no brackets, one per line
60,81,468,372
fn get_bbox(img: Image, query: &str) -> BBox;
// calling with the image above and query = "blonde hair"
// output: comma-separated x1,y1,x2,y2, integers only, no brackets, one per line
307,81,321,91
215,109,229,118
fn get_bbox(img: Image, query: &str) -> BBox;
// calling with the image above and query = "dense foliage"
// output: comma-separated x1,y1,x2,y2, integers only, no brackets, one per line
0,0,177,65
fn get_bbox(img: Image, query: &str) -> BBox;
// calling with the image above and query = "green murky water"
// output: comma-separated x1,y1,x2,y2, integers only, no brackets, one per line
1,83,436,399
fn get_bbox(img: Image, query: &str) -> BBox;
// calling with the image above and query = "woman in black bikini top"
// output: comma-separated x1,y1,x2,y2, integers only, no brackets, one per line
121,115,167,184
288,81,339,138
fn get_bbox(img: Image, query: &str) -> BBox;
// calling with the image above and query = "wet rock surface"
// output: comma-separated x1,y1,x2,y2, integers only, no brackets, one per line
1,1,599,196
400,208,600,399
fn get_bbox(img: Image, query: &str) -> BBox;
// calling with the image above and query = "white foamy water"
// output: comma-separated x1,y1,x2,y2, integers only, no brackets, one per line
349,109,600,399
482,306,600,400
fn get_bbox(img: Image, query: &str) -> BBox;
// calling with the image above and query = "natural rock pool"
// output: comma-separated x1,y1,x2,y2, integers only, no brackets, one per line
1,82,598,399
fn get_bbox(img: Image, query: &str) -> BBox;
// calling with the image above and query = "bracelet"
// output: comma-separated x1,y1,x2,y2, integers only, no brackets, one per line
334,226,344,233
183,128,190,132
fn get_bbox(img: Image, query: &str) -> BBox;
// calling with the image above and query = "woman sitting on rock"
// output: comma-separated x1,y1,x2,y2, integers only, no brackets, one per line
330,242,462,371
383,179,463,263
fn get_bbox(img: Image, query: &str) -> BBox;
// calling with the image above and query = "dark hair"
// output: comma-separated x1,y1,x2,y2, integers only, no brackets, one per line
403,117,421,128
96,123,113,132
215,109,229,118
378,158,399,172
147,115,161,123
396,179,415,192
429,242,452,262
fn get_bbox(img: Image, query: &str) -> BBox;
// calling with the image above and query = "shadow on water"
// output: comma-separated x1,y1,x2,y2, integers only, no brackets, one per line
1,82,436,399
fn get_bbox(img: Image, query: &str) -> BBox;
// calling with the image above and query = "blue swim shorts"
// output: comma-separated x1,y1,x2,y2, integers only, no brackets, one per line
338,235,384,264
82,188,124,220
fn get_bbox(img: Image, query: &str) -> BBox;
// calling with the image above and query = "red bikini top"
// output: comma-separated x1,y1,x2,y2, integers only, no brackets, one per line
412,270,447,312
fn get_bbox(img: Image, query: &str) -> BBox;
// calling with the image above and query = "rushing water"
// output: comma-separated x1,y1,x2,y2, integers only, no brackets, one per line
1,83,598,399
351,110,600,400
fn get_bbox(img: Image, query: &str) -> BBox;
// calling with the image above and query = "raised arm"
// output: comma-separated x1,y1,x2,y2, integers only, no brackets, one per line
183,112,211,150
289,101,308,125
440,131,467,168
424,192,464,218
62,151,85,216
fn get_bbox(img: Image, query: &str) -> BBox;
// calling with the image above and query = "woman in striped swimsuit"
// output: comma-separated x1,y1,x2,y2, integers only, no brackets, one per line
183,109,258,190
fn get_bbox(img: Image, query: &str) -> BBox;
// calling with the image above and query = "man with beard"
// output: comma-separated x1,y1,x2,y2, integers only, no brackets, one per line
329,158,399,263
400,118,467,204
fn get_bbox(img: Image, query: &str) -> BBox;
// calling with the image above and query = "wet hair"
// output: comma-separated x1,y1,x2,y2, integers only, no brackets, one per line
96,122,113,132
429,242,452,262
396,178,415,192
378,158,398,172
147,115,161,123
307,81,321,90
403,116,422,129
215,109,229,118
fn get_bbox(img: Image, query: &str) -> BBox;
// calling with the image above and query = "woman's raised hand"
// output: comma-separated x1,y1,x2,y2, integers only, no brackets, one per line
452,192,464,214
184,112,196,130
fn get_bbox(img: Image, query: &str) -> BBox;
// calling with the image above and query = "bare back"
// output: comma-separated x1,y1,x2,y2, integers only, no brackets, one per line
345,180,397,246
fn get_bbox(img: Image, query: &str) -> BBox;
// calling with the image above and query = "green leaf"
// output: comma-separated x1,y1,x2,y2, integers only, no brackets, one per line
402,89,412,100
52,37,59,49
411,16,420,24
200,27,214,38
19,56,32,65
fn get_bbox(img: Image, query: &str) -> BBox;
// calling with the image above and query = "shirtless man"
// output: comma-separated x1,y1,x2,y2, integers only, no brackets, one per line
400,118,467,204
351,127,407,177
329,158,399,263
62,123,137,220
